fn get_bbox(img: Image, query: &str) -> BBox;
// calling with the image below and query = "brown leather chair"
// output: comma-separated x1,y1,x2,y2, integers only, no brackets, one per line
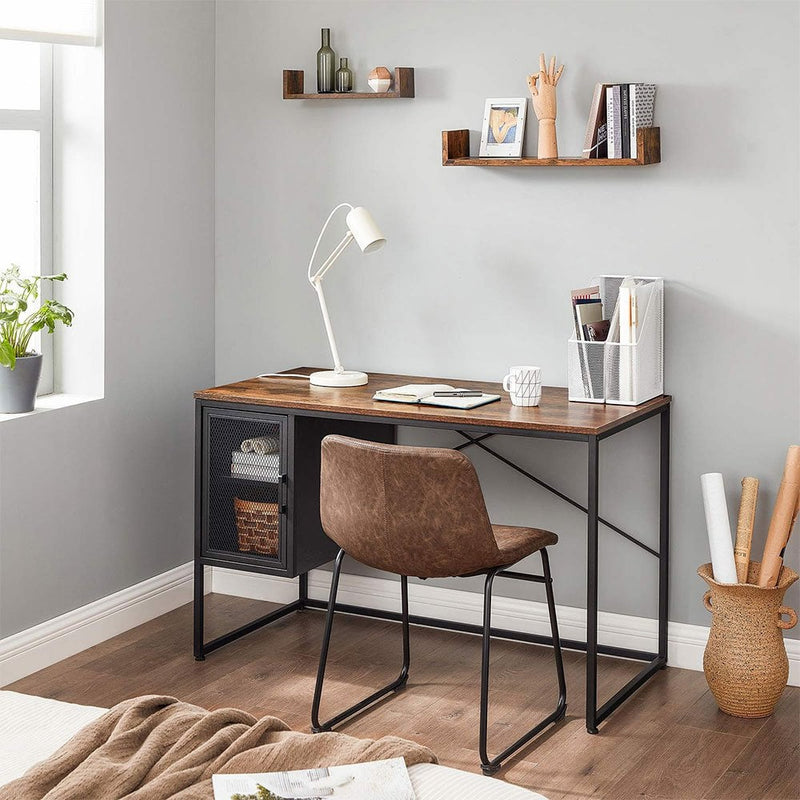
312,435,567,774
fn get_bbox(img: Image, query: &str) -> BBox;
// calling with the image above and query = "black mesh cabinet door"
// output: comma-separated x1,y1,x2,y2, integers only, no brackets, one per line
201,408,289,573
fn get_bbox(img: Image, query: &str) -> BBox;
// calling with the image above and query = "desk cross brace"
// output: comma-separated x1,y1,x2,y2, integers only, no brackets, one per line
455,431,660,559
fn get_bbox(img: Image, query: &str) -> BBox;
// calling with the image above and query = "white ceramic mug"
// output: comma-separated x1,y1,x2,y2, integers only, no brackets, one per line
503,366,542,407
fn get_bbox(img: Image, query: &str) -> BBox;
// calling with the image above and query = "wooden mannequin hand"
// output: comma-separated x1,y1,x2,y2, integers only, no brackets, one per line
527,53,564,158
527,53,564,122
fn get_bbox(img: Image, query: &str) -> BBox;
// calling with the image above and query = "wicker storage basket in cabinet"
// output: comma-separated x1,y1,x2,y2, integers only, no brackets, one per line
234,498,279,556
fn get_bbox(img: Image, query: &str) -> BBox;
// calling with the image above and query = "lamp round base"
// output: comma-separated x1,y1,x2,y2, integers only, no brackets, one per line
310,370,368,387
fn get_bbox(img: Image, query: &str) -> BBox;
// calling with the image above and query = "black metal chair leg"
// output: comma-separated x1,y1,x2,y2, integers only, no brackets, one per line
479,549,568,775
479,568,499,770
311,549,411,733
542,549,568,713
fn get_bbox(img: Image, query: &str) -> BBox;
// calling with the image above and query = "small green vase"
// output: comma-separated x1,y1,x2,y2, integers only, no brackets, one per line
335,58,353,92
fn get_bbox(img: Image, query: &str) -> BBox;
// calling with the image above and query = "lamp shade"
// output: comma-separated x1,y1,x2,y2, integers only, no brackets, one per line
345,206,386,254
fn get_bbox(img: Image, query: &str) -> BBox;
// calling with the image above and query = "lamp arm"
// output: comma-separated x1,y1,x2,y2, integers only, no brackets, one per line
313,279,344,373
306,203,358,377
310,231,354,284
307,202,354,284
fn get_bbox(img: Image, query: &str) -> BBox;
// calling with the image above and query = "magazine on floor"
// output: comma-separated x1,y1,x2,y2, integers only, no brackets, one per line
212,757,416,800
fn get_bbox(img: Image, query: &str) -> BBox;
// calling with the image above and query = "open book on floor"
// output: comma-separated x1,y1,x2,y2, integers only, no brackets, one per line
373,383,501,410
212,757,415,800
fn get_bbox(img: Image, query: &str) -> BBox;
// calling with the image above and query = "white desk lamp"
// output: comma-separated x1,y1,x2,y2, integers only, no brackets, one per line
307,203,386,387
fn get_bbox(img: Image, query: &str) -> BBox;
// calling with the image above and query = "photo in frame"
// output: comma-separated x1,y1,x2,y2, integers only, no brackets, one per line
479,98,527,157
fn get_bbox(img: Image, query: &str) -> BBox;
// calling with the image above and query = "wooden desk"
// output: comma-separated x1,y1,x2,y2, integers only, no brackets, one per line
194,368,671,734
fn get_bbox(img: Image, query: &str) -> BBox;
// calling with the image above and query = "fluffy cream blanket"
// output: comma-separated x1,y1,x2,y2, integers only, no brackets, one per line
0,695,436,799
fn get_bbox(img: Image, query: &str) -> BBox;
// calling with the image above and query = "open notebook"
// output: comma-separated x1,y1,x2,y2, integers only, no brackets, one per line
373,384,501,410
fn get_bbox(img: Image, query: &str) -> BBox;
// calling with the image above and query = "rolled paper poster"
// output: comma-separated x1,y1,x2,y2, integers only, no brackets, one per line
788,445,800,526
734,477,759,582
757,445,800,587
701,473,738,584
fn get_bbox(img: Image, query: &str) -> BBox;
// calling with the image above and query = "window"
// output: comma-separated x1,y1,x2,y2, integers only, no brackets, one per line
0,41,54,394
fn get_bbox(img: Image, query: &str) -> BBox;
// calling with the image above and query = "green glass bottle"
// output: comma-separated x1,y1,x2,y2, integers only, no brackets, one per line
335,57,353,92
316,28,335,93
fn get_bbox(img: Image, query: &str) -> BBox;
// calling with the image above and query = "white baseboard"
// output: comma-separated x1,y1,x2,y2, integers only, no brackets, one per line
3,563,795,692
0,563,212,687
211,567,800,686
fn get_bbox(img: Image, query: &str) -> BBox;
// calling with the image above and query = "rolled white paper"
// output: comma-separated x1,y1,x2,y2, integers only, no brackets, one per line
701,472,738,584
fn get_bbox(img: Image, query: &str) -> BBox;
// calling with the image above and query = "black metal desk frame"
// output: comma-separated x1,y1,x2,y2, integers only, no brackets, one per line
194,399,670,736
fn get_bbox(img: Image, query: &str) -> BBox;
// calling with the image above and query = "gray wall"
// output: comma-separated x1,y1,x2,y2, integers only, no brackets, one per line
215,0,799,631
0,0,215,637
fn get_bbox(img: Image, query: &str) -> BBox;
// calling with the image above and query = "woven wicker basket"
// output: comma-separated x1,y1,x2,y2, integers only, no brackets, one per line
699,560,797,718
234,498,279,556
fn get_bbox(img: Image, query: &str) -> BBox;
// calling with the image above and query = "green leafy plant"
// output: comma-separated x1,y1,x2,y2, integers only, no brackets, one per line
0,264,74,370
228,787,283,800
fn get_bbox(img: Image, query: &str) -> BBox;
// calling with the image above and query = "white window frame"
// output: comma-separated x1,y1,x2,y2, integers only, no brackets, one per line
0,43,54,394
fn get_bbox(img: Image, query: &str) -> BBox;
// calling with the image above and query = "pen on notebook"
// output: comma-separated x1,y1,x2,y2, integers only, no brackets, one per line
432,390,482,397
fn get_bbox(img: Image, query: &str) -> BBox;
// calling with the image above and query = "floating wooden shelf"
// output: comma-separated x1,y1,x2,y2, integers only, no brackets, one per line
283,67,415,99
442,127,661,166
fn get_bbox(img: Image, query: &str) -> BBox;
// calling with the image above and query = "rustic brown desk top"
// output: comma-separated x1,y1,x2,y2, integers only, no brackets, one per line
195,368,671,436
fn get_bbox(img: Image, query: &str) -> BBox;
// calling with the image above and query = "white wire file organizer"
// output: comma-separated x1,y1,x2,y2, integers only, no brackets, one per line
568,275,664,406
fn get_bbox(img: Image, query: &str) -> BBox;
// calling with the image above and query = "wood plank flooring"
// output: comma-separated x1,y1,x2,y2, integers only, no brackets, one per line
7,594,799,799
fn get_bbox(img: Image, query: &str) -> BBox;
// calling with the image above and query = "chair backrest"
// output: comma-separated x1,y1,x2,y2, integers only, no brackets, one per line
320,435,503,578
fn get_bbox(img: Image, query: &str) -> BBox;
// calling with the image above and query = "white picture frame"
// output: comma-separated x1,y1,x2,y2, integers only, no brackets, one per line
479,98,527,157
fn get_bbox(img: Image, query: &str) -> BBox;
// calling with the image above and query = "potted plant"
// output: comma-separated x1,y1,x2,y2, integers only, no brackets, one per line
0,265,74,413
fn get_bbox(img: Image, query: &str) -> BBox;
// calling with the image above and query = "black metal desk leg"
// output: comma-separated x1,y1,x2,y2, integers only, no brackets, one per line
193,561,205,661
299,573,309,607
658,407,671,663
586,435,600,734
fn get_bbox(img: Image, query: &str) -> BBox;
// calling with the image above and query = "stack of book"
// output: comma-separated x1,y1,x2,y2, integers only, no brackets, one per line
582,83,656,159
231,441,280,482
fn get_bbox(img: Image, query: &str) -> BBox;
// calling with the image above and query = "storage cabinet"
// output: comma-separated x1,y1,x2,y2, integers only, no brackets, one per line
202,408,288,570
194,397,394,659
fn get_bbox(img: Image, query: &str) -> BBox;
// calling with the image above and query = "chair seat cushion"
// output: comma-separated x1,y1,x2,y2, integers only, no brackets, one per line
490,524,558,567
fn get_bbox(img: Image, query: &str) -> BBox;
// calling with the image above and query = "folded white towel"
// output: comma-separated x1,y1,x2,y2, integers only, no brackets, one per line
240,436,279,455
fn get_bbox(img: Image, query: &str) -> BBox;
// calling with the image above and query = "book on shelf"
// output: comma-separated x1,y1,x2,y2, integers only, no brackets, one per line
606,85,622,159
620,83,631,158
373,383,500,410
585,83,656,160
212,757,415,800
629,83,656,158
582,82,610,158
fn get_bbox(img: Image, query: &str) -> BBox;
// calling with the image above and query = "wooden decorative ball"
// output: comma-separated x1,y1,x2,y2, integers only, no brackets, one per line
368,67,392,93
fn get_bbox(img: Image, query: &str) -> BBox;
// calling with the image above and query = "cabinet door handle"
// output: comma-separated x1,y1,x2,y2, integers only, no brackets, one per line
279,473,288,514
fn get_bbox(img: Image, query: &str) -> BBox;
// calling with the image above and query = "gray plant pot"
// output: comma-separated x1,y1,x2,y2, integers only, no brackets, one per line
0,353,43,413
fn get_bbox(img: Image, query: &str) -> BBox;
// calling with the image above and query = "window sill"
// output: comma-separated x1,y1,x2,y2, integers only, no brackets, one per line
0,392,102,423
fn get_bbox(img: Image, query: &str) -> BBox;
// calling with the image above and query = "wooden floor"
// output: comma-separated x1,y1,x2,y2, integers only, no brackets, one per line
8,594,799,799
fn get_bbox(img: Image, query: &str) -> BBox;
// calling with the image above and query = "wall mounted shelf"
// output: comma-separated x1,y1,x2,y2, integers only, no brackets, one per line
442,127,661,166
283,68,415,99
